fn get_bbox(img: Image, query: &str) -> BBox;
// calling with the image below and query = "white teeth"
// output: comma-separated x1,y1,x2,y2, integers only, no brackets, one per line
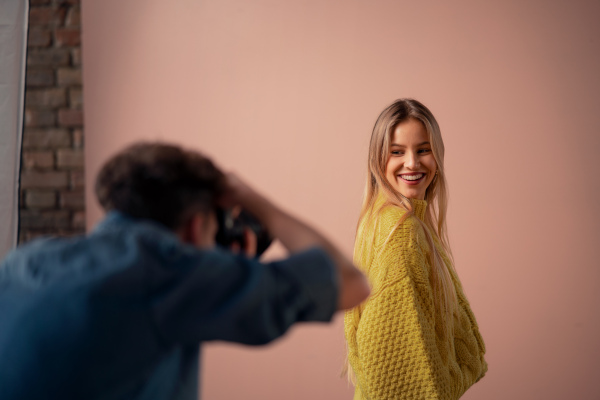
401,174,424,181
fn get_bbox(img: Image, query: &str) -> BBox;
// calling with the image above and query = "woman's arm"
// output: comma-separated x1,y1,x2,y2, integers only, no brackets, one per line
348,212,439,399
353,279,437,398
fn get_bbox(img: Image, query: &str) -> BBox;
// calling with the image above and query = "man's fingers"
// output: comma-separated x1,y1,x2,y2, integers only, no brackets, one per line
228,229,256,258
243,228,257,258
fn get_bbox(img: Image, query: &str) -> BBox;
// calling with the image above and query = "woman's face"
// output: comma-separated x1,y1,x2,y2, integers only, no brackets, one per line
385,118,437,200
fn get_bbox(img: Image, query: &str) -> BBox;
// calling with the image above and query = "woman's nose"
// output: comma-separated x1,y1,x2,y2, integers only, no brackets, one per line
405,151,420,169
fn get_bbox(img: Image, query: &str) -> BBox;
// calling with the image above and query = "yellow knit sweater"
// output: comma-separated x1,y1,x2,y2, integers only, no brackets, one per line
344,197,487,400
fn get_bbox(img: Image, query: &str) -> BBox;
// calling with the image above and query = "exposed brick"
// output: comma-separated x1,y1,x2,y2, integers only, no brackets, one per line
21,0,85,244
26,68,55,87
64,229,86,237
25,109,56,127
58,108,83,127
25,87,67,108
72,211,86,229
71,48,81,66
70,171,85,188
21,171,69,189
72,129,84,147
25,190,57,208
69,88,83,108
60,190,84,209
23,231,58,242
57,68,82,85
56,149,84,168
20,210,70,229
28,7,59,26
27,48,70,67
27,27,52,47
56,5,68,23
22,151,54,169
55,28,81,47
23,128,70,148
65,6,80,26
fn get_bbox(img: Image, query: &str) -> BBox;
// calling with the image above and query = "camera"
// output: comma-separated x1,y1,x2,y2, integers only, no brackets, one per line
215,208,272,257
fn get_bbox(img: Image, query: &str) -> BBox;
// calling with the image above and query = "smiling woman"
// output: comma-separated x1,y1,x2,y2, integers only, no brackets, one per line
385,118,438,201
344,99,487,400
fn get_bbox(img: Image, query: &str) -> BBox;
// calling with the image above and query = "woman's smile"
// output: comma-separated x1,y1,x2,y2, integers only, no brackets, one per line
398,173,426,184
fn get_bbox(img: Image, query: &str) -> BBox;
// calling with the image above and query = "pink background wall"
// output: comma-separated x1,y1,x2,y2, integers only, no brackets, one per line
82,1,600,399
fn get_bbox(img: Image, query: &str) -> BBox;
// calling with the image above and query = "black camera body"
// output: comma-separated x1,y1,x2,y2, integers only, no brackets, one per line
215,208,272,257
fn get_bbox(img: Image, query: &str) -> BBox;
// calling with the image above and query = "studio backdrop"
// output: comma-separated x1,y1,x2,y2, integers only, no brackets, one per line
0,0,28,259
83,1,600,399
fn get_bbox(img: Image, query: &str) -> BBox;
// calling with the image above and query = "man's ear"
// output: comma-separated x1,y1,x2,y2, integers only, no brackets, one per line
176,213,206,246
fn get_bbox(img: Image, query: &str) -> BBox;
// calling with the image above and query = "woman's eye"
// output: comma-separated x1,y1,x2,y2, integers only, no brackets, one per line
418,148,431,154
391,150,403,156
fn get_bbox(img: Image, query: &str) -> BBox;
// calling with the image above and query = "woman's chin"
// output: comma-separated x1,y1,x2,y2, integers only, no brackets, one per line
398,189,426,200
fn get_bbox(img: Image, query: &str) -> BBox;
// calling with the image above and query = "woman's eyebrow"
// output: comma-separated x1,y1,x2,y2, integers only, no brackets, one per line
390,141,430,147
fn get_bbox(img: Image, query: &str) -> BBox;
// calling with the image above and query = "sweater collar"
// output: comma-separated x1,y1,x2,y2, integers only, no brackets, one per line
411,198,427,220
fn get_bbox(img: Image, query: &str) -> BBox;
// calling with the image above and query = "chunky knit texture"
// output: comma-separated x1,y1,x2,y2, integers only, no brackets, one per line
344,196,487,400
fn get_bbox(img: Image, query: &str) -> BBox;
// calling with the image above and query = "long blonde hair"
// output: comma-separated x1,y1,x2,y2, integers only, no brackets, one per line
345,99,458,381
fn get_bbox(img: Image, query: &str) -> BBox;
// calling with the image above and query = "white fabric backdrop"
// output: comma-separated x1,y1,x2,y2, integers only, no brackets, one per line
0,0,28,259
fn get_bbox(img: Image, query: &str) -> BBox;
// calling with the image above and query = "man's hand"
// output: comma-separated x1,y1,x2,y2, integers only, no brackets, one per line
229,228,257,259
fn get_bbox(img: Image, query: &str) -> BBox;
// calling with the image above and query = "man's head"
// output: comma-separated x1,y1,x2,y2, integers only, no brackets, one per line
95,142,225,246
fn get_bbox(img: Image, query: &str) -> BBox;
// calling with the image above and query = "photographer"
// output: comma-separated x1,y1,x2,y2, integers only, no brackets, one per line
0,142,370,400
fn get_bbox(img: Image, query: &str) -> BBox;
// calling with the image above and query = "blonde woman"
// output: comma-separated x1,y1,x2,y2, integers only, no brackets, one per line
344,99,487,399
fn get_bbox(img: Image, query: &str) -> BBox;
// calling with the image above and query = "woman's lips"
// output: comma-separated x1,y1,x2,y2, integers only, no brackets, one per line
398,173,425,185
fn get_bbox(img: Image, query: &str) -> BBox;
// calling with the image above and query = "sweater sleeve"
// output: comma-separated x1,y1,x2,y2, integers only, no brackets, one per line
351,214,442,399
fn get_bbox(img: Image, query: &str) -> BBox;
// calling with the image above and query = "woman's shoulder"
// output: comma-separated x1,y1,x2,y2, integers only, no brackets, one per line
354,205,422,258
376,204,420,237
379,203,408,222
358,204,429,296
356,196,425,253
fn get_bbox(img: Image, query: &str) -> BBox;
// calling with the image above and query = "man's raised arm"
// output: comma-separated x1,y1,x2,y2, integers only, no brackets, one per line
222,173,371,310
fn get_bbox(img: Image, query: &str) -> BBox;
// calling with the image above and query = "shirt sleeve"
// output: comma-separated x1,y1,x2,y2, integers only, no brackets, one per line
150,246,338,345
350,217,440,399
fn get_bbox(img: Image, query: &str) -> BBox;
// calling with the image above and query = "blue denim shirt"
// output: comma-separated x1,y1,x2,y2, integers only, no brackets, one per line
0,212,338,400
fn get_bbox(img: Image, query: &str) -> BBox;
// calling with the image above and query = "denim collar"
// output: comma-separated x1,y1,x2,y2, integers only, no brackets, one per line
94,211,174,237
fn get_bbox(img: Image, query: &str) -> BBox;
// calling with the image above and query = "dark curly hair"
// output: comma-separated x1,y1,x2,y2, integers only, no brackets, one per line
95,142,225,230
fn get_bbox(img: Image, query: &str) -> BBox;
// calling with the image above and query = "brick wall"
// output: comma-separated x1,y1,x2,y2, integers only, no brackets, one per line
20,0,85,243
